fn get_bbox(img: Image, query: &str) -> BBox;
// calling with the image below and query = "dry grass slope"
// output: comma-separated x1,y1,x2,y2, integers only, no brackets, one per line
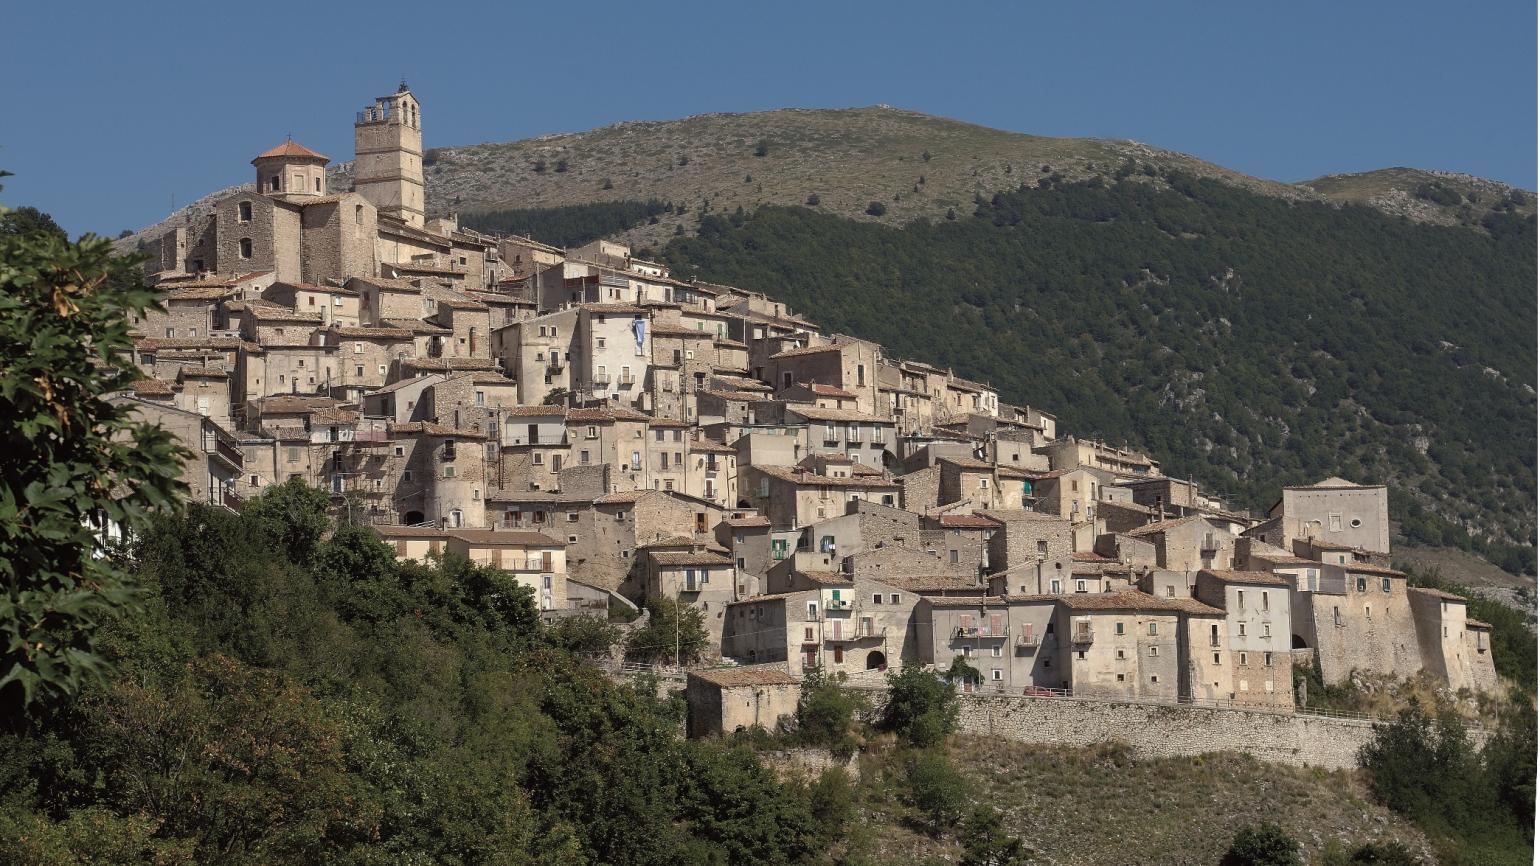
858,737,1431,866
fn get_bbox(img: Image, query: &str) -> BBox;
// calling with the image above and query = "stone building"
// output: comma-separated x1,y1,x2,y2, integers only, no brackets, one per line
685,669,801,738
1194,570,1294,708
1259,477,1392,555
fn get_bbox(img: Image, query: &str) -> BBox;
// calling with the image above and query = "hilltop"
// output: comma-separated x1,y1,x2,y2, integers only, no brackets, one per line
121,106,1533,252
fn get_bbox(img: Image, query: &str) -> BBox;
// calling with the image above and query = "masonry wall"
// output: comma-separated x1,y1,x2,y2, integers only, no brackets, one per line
950,694,1487,770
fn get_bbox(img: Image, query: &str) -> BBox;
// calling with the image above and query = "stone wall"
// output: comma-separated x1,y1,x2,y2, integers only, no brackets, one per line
949,693,1490,770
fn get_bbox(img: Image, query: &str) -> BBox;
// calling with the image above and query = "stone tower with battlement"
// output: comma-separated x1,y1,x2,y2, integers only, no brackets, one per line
353,82,426,228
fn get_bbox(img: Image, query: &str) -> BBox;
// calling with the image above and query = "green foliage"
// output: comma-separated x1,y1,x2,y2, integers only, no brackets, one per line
661,174,1538,568
865,201,887,216
904,751,968,833
1347,841,1424,865
1413,182,1462,207
754,139,770,157
241,476,332,566
554,158,569,173
0,501,829,863
958,805,1033,866
462,198,674,248
544,613,620,656
879,663,959,748
1402,566,1536,691
1358,701,1533,864
807,766,857,834
795,667,867,757
944,656,983,686
0,185,186,709
1220,823,1303,866
624,595,708,665
806,193,820,206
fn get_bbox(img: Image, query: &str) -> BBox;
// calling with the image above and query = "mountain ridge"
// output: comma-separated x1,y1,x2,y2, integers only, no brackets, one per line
119,106,1534,253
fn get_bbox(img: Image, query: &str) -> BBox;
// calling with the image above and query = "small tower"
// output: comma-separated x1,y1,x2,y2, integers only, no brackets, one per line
251,139,329,197
353,81,426,228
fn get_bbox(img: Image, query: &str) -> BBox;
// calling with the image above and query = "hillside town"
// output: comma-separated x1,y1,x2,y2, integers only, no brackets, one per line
120,83,1500,734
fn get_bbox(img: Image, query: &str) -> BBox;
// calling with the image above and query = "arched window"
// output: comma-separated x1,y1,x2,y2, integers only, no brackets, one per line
239,238,253,259
238,201,252,222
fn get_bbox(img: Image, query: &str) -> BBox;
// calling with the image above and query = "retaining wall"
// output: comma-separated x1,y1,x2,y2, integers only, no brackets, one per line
952,693,1488,770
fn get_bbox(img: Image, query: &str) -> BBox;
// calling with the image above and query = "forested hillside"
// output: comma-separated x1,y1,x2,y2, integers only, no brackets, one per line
654,171,1537,571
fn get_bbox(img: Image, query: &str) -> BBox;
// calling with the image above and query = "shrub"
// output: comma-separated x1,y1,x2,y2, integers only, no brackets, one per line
865,201,887,217
958,805,1031,866
1221,823,1303,866
805,194,820,206
879,664,958,748
624,596,707,665
753,139,769,157
554,159,568,173
601,177,613,190
1348,841,1423,865
532,159,547,173
905,751,967,833
795,667,866,756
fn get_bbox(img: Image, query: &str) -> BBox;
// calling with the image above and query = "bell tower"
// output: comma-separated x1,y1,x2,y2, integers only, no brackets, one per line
353,81,426,228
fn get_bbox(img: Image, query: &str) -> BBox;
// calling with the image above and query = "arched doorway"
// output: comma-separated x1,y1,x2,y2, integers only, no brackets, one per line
402,510,425,525
865,650,887,671
1291,634,1309,649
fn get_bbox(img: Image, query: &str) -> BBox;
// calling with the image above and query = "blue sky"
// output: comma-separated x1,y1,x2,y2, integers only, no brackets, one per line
4,0,1535,236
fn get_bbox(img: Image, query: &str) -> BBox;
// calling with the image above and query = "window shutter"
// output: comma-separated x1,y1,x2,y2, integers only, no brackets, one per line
989,614,1003,636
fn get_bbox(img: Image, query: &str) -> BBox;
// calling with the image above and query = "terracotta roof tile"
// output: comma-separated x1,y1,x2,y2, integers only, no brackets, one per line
252,140,328,162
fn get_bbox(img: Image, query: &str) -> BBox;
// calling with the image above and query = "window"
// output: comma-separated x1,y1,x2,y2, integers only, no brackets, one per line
991,646,1002,658
1150,675,1159,684
1264,652,1273,666
1116,673,1125,682
532,453,544,465
1050,579,1061,594
1262,623,1271,637
238,201,252,221
1115,622,1125,635
444,466,455,478
597,337,606,349
586,426,598,439
991,668,1002,681
238,238,252,258
355,365,364,376
979,478,989,489
1356,577,1367,592
890,593,899,604
1148,622,1157,636
1238,623,1246,636
1036,540,1048,557
580,450,590,465
1075,580,1087,593
1240,652,1248,665
1149,646,1159,657
1116,649,1126,659
1213,652,1221,664
1381,577,1392,593
1076,650,1086,660
1329,513,1342,531
833,647,844,664
949,549,959,565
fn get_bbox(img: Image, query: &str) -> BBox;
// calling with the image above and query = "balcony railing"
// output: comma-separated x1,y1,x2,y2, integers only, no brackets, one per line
1070,629,1095,644
825,598,855,611
618,373,636,386
1016,633,1041,647
220,487,244,512
591,373,611,386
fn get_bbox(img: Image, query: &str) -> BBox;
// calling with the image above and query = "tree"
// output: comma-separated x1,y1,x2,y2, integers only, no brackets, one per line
543,386,571,406
241,477,331,566
0,204,65,239
554,159,569,173
944,656,982,687
545,614,620,656
795,667,867,756
754,139,769,157
0,183,186,709
879,663,958,748
905,751,967,833
533,159,547,173
865,201,887,217
958,805,1032,866
1221,823,1303,866
625,596,707,665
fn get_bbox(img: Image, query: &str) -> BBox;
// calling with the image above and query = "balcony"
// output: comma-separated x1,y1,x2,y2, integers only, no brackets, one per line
202,426,243,469
1016,633,1041,647
1070,628,1095,644
825,598,856,611
547,359,565,372
591,373,611,386
618,373,636,386
219,487,244,512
